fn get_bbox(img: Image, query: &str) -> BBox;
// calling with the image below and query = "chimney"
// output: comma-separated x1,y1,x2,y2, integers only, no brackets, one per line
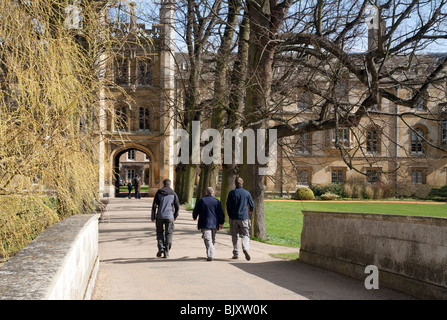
129,2,137,33
367,6,385,51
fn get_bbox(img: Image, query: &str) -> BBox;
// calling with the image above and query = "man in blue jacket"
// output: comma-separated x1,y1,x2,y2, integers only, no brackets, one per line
193,187,225,261
151,179,180,258
226,177,254,261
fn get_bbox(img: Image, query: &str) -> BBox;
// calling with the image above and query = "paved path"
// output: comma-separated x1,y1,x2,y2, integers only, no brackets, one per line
91,198,414,300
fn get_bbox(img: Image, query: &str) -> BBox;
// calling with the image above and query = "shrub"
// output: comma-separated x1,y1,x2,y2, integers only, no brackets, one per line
311,183,345,198
374,187,384,199
343,183,354,198
396,181,432,199
427,185,447,201
352,184,364,198
320,192,338,200
322,183,345,197
310,185,325,197
343,178,366,199
294,187,315,200
363,185,374,199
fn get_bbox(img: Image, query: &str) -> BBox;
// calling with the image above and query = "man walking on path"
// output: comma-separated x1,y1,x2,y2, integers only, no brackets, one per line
226,177,254,261
192,187,225,261
127,179,133,199
134,176,141,199
151,179,180,258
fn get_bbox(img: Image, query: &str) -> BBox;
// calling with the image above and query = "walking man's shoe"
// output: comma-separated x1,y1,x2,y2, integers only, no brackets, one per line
243,249,251,261
232,255,238,259
156,250,162,257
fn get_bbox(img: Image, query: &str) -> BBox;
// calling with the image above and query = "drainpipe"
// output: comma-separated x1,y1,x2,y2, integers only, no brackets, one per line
280,105,284,197
394,85,399,195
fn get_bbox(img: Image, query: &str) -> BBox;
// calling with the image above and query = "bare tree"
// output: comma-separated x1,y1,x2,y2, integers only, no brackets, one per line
195,0,244,200
163,0,447,239
236,0,447,239
172,0,225,204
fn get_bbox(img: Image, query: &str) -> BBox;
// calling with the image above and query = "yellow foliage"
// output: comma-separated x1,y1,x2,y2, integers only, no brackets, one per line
0,0,148,261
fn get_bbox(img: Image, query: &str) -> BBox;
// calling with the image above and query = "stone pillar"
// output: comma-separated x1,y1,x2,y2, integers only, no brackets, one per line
159,0,175,185
97,9,108,198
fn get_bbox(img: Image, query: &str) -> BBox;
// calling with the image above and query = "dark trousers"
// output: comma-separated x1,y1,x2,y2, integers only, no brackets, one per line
156,218,174,253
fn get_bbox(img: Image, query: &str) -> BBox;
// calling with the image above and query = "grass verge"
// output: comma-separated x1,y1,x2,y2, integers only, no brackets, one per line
263,200,447,248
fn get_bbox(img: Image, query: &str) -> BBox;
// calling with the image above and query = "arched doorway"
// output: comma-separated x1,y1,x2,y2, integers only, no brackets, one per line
112,145,153,197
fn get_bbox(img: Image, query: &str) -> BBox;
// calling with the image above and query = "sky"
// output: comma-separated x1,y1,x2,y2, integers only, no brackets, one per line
115,0,447,54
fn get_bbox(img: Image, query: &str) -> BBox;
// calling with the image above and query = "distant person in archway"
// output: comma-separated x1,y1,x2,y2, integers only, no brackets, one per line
134,176,141,199
127,179,133,199
192,187,225,261
151,179,180,258
226,177,254,261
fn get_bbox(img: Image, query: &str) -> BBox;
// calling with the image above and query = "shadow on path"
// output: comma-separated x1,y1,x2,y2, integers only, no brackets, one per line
93,197,416,301
230,259,416,300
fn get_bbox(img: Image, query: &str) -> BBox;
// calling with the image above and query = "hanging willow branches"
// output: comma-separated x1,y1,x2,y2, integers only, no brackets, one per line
0,0,145,261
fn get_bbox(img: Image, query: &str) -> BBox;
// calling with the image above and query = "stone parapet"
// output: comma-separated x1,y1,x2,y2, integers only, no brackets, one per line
300,210,447,299
0,214,100,300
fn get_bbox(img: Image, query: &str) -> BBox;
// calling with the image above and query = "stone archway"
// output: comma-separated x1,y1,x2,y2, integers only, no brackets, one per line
110,144,156,197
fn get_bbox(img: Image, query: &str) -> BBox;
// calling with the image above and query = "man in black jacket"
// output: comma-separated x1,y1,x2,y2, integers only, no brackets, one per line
151,179,180,258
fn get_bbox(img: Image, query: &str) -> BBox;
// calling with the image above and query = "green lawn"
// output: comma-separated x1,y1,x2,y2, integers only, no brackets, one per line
262,200,447,248
119,186,149,192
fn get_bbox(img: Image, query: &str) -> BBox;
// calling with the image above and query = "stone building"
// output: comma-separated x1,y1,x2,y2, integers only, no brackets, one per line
98,2,447,199
98,1,175,197
118,149,150,186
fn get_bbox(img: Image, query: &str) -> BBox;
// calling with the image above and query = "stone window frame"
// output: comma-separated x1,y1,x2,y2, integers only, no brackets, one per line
296,167,312,187
295,132,312,154
366,125,381,154
410,167,427,185
366,167,381,184
115,104,129,132
138,106,151,131
331,167,346,184
410,125,428,155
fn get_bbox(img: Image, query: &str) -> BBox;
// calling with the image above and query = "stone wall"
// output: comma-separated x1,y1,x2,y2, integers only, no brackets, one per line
0,214,100,300
300,210,447,299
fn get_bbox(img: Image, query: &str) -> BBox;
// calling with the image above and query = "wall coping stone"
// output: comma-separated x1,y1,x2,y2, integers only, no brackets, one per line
0,214,99,300
302,210,447,226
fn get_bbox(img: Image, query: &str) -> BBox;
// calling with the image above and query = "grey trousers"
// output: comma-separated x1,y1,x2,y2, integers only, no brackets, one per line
156,218,174,253
202,228,217,259
229,219,250,257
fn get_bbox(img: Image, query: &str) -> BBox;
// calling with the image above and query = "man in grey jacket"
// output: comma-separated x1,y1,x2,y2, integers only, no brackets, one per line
151,179,180,258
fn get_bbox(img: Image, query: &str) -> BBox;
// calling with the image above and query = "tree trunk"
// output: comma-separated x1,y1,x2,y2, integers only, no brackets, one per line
239,0,292,240
174,164,185,195
179,163,196,204
195,0,242,200
219,10,249,220
220,163,238,219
